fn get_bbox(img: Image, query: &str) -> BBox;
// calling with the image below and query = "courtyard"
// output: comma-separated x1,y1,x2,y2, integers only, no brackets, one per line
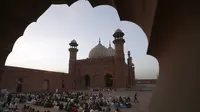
18,90,153,112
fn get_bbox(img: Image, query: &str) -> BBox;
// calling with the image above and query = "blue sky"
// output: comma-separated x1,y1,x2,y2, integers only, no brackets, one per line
5,1,159,79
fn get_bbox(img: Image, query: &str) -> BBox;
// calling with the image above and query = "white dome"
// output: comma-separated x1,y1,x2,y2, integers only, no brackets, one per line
107,46,115,56
89,43,109,58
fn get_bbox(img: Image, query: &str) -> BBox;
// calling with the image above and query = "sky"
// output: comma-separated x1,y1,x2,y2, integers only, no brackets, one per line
5,0,159,79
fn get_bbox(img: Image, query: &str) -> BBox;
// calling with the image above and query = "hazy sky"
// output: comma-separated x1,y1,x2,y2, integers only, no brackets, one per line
5,0,159,79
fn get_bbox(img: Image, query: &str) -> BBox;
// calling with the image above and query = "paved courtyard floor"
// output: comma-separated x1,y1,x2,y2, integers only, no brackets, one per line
19,90,153,112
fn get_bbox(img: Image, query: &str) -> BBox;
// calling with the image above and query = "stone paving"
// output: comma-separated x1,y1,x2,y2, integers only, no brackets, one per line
19,90,153,112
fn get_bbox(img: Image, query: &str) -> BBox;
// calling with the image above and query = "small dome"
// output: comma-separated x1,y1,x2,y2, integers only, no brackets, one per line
89,43,109,58
113,28,124,38
71,39,77,44
69,39,78,46
115,28,123,33
107,46,115,56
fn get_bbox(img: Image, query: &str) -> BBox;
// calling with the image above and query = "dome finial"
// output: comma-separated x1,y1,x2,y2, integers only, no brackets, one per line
109,40,111,47
99,37,101,44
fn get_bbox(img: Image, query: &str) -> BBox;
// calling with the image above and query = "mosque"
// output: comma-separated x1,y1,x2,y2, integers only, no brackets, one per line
68,29,135,89
0,29,136,92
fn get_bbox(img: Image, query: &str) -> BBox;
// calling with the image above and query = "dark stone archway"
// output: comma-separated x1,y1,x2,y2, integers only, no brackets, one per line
148,1,200,112
0,0,154,84
104,74,113,87
84,75,90,88
3,0,200,112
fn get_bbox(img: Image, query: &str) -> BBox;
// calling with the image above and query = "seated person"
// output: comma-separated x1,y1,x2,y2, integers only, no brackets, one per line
44,100,54,108
125,102,132,108
59,103,64,110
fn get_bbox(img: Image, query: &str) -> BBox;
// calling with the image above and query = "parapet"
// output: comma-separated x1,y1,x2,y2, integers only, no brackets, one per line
76,56,115,64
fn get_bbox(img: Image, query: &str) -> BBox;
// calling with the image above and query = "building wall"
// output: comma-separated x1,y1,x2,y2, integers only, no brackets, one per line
136,79,157,84
74,57,136,88
0,66,70,92
1,58,137,92
75,57,115,88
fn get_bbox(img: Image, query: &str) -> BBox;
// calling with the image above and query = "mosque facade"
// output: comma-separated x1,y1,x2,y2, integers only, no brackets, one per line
68,29,135,89
0,29,136,92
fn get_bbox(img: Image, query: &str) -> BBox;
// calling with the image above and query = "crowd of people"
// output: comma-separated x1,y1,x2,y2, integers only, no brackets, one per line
0,90,139,112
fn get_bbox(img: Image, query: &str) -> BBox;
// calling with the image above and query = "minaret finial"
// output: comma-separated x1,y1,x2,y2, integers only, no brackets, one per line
99,37,101,44
128,51,131,57
109,41,111,47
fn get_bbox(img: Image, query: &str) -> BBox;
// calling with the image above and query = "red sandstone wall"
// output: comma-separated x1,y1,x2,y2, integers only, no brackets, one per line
136,79,157,84
1,58,137,92
76,58,115,88
74,57,133,88
0,66,70,92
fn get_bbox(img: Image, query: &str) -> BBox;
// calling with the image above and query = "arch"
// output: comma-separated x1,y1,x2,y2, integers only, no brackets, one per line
104,73,113,87
72,80,76,89
16,78,23,92
61,80,65,89
84,74,91,87
43,79,50,92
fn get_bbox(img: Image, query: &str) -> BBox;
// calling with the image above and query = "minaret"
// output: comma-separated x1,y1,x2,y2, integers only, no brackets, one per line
68,39,78,75
113,29,125,60
127,51,135,87
113,29,126,88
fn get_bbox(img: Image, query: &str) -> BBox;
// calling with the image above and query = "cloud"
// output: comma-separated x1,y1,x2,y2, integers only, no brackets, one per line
5,0,159,79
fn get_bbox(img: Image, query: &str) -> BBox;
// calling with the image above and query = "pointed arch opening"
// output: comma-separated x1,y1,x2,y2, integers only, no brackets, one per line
43,79,50,92
16,78,23,92
84,74,91,88
104,74,113,87
61,80,65,89
72,80,76,89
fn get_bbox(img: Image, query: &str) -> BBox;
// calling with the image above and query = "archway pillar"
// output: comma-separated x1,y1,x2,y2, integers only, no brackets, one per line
0,48,12,87
0,31,26,87
149,1,199,112
0,1,52,86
